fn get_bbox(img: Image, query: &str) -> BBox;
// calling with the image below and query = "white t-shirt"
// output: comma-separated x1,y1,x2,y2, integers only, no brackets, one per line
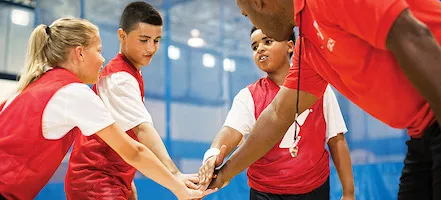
96,72,153,132
224,85,347,146
1,83,115,139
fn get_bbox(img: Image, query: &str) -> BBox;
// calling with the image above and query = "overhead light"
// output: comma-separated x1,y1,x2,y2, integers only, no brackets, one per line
188,29,204,48
223,58,236,72
188,37,205,48
11,9,30,26
203,54,215,68
168,45,180,60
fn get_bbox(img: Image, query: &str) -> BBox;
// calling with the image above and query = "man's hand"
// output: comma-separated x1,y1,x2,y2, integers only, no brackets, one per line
207,169,230,190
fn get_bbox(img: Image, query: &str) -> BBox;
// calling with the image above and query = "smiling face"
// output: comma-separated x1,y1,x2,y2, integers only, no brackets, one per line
250,28,293,73
118,22,162,69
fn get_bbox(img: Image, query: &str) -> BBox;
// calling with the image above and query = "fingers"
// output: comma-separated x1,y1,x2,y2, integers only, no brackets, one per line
205,163,215,184
215,145,227,166
198,182,209,191
188,176,199,184
185,180,199,190
198,166,203,184
183,173,199,184
199,158,216,184
198,165,206,185
203,188,218,196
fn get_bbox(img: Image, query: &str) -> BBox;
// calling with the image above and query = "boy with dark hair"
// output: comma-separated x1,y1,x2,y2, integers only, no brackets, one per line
65,2,206,199
199,26,354,200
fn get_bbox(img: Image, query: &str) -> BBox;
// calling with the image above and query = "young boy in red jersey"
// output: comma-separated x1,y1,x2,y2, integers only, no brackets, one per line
65,2,202,199
199,26,354,200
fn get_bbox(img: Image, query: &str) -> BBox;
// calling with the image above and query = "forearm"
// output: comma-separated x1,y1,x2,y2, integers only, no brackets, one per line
97,124,184,195
221,103,295,180
328,134,354,196
135,123,180,174
127,143,185,193
129,181,138,200
210,126,243,156
387,9,441,124
219,87,317,180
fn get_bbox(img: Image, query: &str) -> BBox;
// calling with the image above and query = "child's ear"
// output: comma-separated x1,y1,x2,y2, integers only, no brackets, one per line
117,28,126,42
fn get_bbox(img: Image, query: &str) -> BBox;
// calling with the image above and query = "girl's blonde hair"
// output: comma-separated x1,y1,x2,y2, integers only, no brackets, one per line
17,18,98,91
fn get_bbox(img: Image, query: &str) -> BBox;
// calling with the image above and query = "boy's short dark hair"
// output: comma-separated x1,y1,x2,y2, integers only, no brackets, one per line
250,26,296,57
119,1,163,33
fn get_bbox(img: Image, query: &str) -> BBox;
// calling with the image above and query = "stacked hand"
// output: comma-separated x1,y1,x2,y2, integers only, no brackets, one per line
197,145,229,192
174,184,217,200
176,145,231,199
175,172,200,189
172,172,217,200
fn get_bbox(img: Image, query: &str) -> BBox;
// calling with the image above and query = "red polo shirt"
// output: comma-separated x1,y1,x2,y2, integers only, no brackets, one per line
284,0,441,136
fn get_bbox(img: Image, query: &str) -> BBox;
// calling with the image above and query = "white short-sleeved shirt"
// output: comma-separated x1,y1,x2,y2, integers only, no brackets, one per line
1,83,115,139
224,85,347,146
96,72,153,132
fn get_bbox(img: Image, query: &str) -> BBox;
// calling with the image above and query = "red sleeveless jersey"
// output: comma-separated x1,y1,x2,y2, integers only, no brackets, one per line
0,68,81,199
65,54,144,199
246,77,329,194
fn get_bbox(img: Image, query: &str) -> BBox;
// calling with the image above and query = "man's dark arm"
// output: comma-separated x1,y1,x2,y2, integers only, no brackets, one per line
387,9,441,124
219,87,317,181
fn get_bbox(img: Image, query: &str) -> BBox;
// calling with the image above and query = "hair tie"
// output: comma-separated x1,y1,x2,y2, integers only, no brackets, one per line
45,26,51,35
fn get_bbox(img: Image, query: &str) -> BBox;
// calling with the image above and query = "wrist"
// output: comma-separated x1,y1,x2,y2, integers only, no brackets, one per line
342,189,355,196
202,148,220,164
218,161,233,182
170,179,187,196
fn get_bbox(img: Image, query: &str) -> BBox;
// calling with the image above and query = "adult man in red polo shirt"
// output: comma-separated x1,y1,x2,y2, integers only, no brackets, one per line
207,0,441,199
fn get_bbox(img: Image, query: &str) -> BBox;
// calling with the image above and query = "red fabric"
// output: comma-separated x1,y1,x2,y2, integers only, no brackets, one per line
247,77,329,194
0,68,81,199
283,40,328,98
65,54,144,199
284,0,441,137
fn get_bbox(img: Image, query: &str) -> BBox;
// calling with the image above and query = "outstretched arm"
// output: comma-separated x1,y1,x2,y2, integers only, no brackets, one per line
96,124,217,199
214,87,317,185
386,9,441,124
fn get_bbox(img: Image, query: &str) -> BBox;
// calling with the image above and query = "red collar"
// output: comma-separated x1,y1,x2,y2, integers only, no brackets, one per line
116,53,139,72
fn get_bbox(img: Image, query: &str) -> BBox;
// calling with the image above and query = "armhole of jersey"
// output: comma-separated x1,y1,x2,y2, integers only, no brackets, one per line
225,87,255,136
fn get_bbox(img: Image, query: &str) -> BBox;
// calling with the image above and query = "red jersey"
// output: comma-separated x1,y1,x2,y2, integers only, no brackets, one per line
247,77,329,194
0,68,81,199
284,0,441,137
65,54,144,199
